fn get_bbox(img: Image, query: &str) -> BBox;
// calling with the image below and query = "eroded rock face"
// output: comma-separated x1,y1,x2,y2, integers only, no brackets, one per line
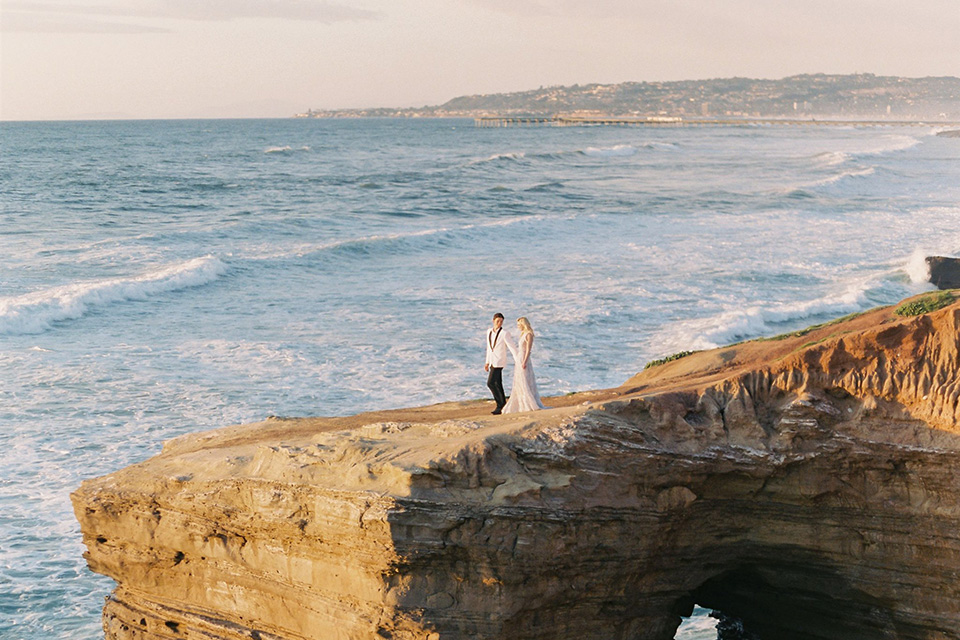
926,256,960,290
73,301,960,640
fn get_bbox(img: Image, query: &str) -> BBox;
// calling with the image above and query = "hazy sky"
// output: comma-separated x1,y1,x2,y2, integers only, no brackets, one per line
2,0,958,120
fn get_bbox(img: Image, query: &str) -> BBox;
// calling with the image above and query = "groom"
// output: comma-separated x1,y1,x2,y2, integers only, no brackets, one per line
484,313,511,414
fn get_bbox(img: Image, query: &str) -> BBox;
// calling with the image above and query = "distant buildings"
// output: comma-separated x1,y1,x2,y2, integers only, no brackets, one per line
298,74,960,120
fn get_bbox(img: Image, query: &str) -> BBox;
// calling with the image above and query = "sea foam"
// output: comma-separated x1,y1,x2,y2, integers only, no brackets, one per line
657,283,872,353
0,256,227,335
811,151,850,167
583,145,637,157
905,249,933,284
810,166,877,186
241,215,550,262
860,134,924,155
470,151,527,165
468,141,675,167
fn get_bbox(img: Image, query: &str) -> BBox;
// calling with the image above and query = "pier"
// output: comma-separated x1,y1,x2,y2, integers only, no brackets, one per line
474,115,958,128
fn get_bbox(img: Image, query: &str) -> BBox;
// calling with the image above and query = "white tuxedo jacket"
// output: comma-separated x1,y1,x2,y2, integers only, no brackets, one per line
485,327,513,368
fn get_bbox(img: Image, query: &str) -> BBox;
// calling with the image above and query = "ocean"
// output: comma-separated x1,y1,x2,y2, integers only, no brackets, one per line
2,118,959,640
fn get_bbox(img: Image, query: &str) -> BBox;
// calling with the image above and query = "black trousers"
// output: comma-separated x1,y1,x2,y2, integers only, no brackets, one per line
487,367,506,409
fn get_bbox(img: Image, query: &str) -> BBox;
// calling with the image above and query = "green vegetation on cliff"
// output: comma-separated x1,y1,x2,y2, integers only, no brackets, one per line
895,292,955,317
644,350,698,370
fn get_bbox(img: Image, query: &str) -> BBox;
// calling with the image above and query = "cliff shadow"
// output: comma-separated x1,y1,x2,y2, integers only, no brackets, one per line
681,551,908,640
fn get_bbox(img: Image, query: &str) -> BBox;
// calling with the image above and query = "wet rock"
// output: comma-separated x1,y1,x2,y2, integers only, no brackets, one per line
712,611,761,640
926,255,960,289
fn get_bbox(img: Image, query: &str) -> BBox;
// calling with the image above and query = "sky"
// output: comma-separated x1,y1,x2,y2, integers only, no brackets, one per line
1,0,958,120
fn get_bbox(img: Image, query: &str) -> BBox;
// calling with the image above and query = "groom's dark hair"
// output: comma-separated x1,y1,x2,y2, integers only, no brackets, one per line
493,313,504,320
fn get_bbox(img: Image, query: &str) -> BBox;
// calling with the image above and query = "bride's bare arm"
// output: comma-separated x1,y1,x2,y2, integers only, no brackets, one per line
521,335,532,369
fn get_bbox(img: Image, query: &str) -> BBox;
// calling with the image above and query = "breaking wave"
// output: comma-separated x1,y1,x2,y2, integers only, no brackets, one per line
468,151,528,165
583,145,637,157
264,146,310,154
810,166,877,186
0,256,227,335
467,141,675,166
657,283,873,352
857,134,923,156
657,244,951,354
905,249,933,284
811,151,850,167
242,215,554,262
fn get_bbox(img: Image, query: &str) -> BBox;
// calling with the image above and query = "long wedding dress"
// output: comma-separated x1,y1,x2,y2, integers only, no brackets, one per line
502,332,546,413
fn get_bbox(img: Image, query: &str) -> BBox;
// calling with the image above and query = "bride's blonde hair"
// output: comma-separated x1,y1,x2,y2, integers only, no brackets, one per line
516,317,534,335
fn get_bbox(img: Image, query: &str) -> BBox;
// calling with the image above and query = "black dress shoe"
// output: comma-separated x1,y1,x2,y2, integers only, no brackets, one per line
491,409,502,415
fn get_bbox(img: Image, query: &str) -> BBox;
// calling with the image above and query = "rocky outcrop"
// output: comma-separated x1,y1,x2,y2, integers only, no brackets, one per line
926,256,960,289
73,296,960,640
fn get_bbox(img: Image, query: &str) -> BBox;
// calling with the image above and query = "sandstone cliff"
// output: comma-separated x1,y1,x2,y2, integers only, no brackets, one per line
73,293,960,640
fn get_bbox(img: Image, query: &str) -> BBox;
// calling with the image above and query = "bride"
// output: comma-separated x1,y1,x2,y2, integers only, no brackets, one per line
502,317,546,413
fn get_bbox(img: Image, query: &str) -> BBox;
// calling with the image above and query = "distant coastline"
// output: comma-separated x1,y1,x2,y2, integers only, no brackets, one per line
295,72,960,121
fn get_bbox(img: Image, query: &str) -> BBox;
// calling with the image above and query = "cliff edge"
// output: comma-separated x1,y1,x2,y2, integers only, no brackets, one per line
73,293,960,640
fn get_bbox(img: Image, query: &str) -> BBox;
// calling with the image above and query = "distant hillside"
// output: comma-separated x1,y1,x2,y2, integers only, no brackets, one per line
298,74,960,120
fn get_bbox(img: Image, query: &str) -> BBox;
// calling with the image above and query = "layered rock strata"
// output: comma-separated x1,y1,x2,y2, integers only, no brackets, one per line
74,295,960,640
